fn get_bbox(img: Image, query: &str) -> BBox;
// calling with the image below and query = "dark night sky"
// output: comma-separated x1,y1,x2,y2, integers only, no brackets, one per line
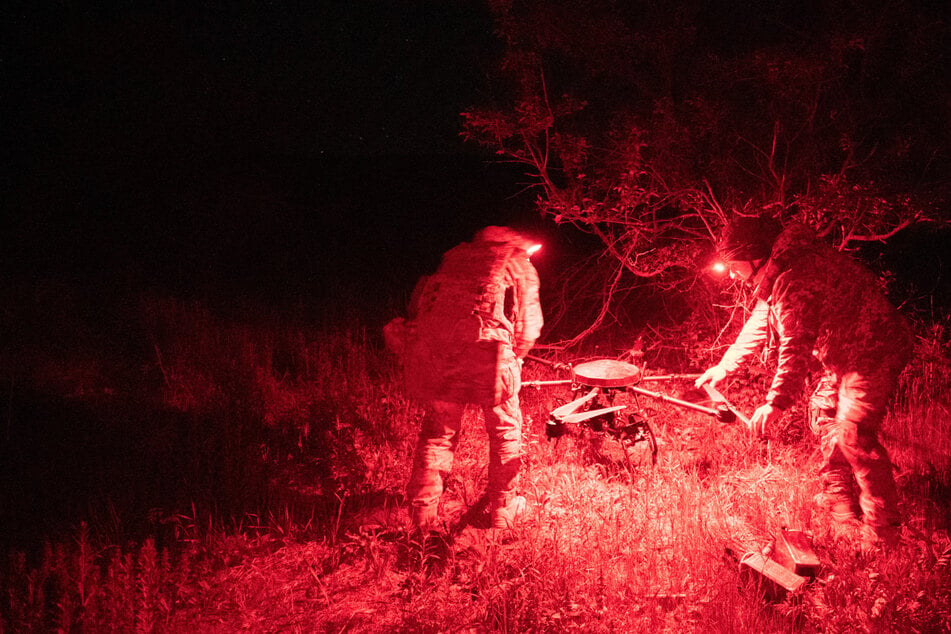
3,2,948,317
3,3,550,308
4,3,496,157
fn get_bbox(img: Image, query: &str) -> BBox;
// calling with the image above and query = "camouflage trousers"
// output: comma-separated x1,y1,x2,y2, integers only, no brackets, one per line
810,365,903,529
407,395,523,523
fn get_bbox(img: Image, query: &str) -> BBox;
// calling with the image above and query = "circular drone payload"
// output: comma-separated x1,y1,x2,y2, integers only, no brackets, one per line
571,359,643,388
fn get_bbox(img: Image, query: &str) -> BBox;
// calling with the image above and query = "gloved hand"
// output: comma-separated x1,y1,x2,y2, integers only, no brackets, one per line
694,365,727,389
747,403,782,436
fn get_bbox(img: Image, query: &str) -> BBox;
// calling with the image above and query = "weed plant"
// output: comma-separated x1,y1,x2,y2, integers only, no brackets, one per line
0,288,948,632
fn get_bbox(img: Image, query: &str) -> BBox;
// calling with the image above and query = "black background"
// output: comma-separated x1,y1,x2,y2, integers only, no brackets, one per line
3,3,948,319
3,4,562,310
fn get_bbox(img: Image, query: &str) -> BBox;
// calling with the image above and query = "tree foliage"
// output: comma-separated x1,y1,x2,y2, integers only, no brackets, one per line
464,0,951,295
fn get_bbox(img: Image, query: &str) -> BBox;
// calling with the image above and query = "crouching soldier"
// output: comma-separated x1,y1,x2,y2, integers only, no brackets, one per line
386,226,543,530
696,216,913,548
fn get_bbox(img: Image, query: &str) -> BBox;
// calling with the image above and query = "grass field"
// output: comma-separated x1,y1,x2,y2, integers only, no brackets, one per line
0,285,948,632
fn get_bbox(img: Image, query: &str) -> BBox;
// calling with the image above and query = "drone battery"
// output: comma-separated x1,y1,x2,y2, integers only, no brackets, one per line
739,552,807,600
772,528,820,578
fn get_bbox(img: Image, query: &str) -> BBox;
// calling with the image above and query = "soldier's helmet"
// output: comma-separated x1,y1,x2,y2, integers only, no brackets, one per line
717,215,782,261
474,226,538,254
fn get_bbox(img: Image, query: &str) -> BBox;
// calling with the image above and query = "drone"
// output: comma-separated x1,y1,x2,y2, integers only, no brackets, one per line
523,356,750,466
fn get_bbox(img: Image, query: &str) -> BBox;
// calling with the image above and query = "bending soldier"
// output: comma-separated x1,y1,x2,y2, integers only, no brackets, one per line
696,216,913,547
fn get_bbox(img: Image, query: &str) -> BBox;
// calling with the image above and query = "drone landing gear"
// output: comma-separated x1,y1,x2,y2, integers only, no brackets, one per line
545,385,658,469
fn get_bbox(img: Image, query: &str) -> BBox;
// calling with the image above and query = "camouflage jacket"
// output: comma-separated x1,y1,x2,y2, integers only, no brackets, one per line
403,228,543,404
718,223,913,410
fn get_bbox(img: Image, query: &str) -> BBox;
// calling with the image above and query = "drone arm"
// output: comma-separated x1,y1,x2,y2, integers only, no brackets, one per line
522,379,574,388
700,384,752,427
628,385,721,417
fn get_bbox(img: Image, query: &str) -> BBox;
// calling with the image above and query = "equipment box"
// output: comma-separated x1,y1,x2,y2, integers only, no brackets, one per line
772,528,820,578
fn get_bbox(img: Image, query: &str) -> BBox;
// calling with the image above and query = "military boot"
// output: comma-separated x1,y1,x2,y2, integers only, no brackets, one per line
814,491,861,523
490,496,527,529
411,503,439,531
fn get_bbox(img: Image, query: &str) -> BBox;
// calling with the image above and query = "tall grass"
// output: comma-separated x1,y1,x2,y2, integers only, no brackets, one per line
0,289,949,632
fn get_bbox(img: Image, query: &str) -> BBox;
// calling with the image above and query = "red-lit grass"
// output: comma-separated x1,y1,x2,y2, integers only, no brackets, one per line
0,291,948,631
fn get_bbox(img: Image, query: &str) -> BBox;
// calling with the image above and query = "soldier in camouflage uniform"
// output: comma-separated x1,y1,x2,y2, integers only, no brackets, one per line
395,226,543,530
696,216,913,545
